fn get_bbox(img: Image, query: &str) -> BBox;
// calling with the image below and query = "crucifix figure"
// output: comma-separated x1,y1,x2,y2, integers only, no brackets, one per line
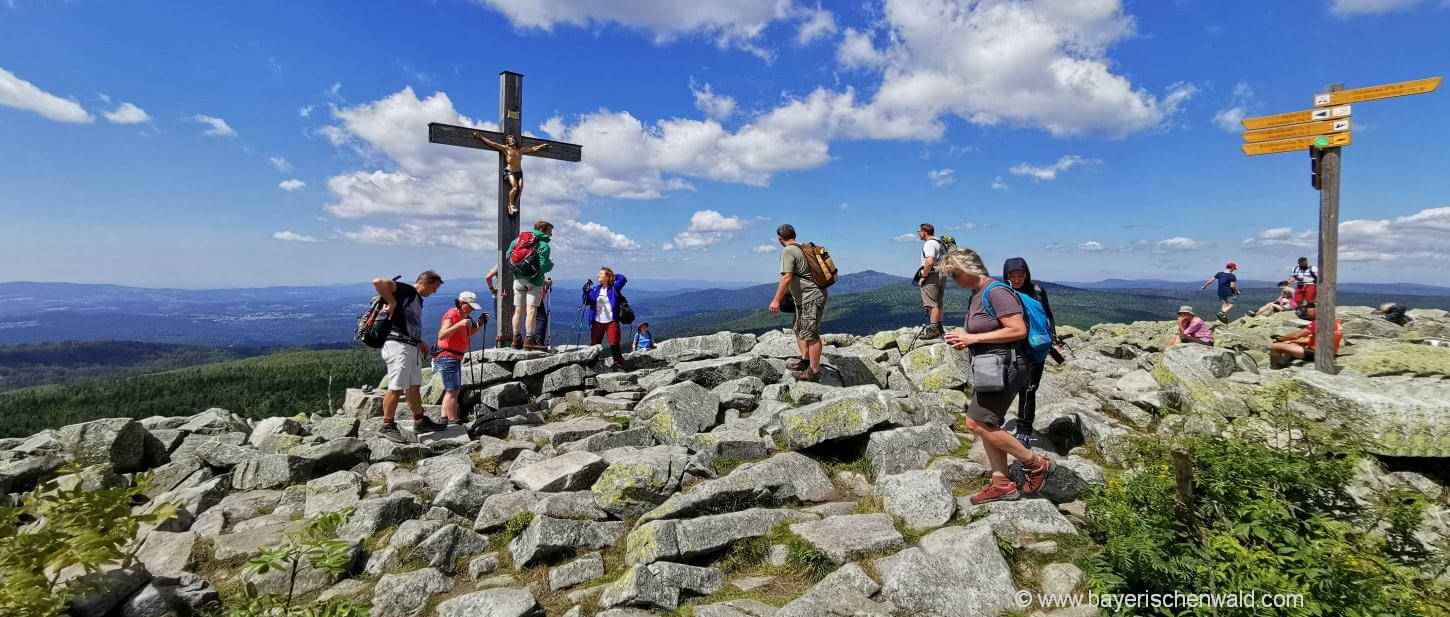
428,71,583,346
473,132,549,216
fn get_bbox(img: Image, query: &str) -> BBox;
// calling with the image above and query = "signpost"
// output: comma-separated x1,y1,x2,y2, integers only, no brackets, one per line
1239,76,1441,373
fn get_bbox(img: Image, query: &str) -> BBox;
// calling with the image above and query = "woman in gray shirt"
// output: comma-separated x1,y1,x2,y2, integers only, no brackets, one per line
941,248,1053,504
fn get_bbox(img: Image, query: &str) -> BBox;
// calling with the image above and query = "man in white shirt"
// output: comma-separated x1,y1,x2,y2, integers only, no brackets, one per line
917,223,946,339
1290,256,1319,308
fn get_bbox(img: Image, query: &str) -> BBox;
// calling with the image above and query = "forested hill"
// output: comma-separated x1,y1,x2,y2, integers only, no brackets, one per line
0,347,381,439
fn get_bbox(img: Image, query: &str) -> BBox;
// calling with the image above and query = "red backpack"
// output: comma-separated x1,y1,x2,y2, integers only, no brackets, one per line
509,231,540,279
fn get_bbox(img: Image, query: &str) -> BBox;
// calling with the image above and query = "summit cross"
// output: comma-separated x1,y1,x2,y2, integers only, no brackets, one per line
427,71,583,346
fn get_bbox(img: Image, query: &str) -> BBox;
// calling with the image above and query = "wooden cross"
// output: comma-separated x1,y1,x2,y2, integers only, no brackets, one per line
427,71,583,346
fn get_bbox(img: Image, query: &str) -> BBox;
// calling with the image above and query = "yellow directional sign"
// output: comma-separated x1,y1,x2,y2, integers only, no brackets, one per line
1241,132,1351,156
1242,105,1350,130
1242,118,1350,143
1314,76,1441,106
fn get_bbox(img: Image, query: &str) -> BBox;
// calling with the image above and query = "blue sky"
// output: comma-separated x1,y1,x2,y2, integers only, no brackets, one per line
2,0,1449,288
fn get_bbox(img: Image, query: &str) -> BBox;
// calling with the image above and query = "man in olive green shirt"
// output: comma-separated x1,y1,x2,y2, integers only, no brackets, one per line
768,223,827,381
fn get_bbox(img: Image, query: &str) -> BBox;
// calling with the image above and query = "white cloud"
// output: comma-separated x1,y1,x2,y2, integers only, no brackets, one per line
476,0,794,59
1243,207,1450,262
927,168,955,188
1212,81,1255,133
1078,241,1104,252
662,209,747,250
1154,236,1205,252
558,220,640,252
835,0,1195,138
838,202,851,210
836,28,885,69
753,244,777,254
795,4,837,45
102,102,150,124
892,233,917,242
269,156,294,172
0,65,93,123
278,179,307,192
191,114,237,138
272,230,321,243
1009,155,1099,181
298,105,316,118
991,176,1008,190
327,82,343,101
1330,0,1425,16
691,83,737,121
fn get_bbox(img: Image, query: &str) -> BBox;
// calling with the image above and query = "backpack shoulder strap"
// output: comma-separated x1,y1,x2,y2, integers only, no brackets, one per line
980,280,1009,320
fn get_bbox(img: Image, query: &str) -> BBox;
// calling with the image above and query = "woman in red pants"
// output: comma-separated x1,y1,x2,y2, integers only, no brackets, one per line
583,266,630,370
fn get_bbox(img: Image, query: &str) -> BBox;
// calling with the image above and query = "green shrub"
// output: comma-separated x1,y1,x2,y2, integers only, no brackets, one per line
227,508,365,617
0,470,176,617
1084,435,1450,616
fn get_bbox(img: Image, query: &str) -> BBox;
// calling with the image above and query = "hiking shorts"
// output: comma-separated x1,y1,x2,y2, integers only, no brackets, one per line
792,288,827,342
1294,284,1317,306
967,355,1028,428
382,340,423,391
433,356,462,392
919,272,944,309
513,278,543,307
1218,291,1236,305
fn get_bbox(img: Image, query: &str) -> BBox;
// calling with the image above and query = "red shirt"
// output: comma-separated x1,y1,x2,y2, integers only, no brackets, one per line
1305,320,1343,352
436,308,473,359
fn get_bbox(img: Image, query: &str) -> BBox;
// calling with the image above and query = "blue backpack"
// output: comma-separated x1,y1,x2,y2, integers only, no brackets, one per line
979,281,1054,364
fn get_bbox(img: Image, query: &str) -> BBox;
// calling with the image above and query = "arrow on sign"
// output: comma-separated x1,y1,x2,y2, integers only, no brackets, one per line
1314,76,1441,106
1242,118,1351,143
1241,132,1351,156
1243,105,1351,130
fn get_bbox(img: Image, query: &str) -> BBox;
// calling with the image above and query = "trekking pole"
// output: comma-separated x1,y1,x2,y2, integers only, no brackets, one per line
903,307,931,353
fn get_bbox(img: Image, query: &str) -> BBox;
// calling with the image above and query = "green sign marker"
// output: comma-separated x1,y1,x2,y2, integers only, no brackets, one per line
1314,136,1329,147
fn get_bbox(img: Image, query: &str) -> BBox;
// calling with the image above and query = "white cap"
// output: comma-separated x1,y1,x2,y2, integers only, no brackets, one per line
457,291,483,310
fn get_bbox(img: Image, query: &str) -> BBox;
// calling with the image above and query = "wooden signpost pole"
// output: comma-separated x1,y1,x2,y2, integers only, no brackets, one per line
1315,84,1343,374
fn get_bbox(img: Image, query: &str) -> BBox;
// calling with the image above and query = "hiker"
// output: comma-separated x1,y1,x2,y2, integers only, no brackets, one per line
1269,303,1342,369
485,265,498,298
1167,305,1214,348
435,291,485,428
1375,302,1412,326
371,270,446,443
940,248,1053,504
584,267,630,370
506,221,554,350
768,224,827,381
916,223,947,339
1002,257,1057,447
1255,281,1295,317
1290,257,1319,308
1200,261,1240,322
633,322,655,351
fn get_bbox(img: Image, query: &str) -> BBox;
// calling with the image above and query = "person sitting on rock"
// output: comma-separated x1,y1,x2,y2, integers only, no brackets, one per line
1269,304,1342,369
1255,281,1295,317
941,247,1053,505
632,322,655,351
1167,306,1214,348
1374,302,1412,326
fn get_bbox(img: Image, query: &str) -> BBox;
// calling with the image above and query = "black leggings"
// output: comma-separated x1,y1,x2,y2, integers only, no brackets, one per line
1018,361,1045,430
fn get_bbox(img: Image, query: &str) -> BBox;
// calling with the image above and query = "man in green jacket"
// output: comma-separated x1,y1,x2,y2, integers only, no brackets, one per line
506,220,554,350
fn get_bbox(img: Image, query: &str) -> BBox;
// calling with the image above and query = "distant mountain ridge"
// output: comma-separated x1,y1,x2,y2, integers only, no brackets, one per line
1067,278,1450,295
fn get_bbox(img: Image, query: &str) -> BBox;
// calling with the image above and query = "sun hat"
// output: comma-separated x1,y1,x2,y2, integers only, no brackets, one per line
457,291,483,310
1178,305,1196,316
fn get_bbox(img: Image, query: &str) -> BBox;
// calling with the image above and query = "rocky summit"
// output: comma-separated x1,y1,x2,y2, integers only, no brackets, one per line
3,307,1449,617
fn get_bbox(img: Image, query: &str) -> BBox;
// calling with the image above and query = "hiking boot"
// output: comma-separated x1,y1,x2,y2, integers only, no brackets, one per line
411,416,446,433
524,336,548,351
447,418,465,429
969,477,1022,505
1014,426,1034,449
511,336,525,350
920,323,943,339
786,357,808,371
1020,455,1054,496
378,423,407,444
792,368,821,382
1216,311,1230,324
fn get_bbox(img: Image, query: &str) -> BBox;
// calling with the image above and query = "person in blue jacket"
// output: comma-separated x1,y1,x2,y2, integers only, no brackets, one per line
584,266,629,370
633,322,655,351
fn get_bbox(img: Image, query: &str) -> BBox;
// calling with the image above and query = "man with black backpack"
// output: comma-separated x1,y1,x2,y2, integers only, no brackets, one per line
371,270,446,443
768,223,829,381
916,223,947,339
505,220,554,350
